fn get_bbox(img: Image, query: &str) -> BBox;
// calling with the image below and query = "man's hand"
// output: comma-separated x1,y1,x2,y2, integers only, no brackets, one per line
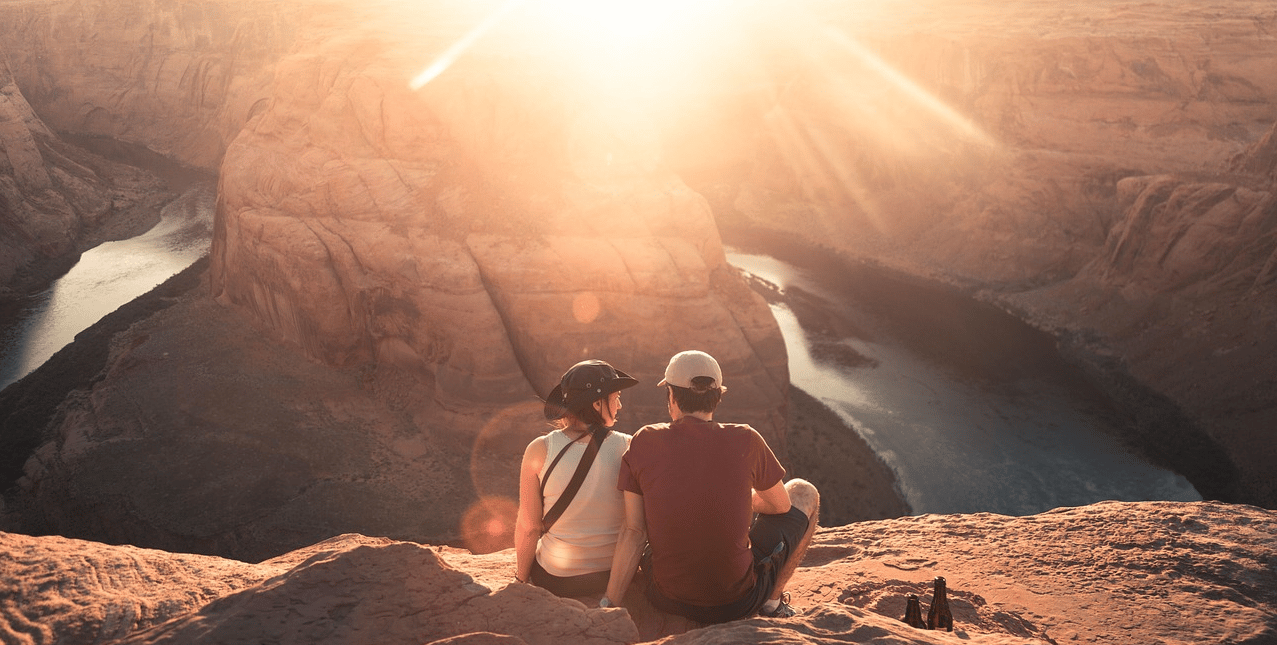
752,479,792,515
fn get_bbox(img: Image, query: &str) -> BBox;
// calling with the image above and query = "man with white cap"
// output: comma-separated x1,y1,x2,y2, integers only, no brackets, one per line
599,350,820,622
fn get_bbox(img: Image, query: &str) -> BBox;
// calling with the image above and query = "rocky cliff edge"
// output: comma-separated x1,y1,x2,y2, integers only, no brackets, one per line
3,501,1273,645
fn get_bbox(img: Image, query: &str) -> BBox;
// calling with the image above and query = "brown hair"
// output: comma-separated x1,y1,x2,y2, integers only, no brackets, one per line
669,376,722,414
550,402,605,430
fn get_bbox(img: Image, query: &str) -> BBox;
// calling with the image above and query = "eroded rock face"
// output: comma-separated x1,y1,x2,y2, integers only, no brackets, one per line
4,501,1273,645
709,2,1277,284
3,0,1273,571
2,0,788,557
0,0,789,428
209,6,788,438
0,54,168,288
1003,121,1277,506
684,1,1277,508
0,0,301,172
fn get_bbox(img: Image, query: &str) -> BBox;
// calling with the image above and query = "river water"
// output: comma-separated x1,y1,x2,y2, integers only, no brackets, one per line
0,182,215,390
0,148,1200,515
726,248,1201,516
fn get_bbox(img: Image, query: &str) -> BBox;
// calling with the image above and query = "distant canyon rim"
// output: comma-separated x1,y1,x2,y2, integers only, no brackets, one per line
0,0,1273,560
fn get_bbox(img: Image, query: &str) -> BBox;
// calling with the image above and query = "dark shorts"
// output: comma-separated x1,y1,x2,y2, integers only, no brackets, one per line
645,506,810,624
531,559,610,598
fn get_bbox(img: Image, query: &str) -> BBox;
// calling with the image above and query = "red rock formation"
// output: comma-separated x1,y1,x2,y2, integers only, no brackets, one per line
715,2,1277,285
1,0,1273,572
0,0,300,171
0,0,790,440
1,0,790,558
3,266,810,562
0,53,168,288
3,501,1273,645
691,0,1277,508
1003,120,1277,506
207,4,789,439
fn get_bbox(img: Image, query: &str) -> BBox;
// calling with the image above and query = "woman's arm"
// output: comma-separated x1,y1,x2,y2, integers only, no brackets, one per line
513,436,548,583
602,491,647,606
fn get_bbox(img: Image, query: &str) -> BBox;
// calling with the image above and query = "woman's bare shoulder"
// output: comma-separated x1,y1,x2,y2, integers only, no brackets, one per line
523,432,551,463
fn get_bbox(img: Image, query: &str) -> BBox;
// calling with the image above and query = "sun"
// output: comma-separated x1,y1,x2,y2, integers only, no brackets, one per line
409,0,737,90
404,0,996,226
529,0,731,48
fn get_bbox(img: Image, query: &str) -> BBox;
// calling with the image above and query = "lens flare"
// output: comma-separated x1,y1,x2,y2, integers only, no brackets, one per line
470,400,544,500
572,292,601,323
460,496,518,554
409,0,525,90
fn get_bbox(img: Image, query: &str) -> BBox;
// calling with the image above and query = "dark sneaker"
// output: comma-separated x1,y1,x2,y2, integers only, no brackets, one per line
758,592,798,618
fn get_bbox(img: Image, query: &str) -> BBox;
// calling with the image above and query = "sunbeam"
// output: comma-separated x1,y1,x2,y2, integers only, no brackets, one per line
409,0,525,90
740,4,999,234
818,25,994,147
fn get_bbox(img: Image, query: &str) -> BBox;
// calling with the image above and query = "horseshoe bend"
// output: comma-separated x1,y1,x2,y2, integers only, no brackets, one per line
0,1,1273,643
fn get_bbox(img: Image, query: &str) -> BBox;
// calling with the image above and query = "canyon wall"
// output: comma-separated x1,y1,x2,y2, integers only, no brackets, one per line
0,0,302,172
0,0,789,558
1,0,1274,561
206,2,789,436
0,52,171,288
0,0,304,286
678,0,1277,507
0,0,790,433
695,2,1277,283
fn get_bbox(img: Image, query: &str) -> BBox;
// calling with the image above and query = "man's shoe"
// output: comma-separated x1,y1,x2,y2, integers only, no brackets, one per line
758,592,798,618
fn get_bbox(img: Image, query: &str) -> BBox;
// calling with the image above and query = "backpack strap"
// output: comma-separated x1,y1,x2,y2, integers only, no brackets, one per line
540,424,608,534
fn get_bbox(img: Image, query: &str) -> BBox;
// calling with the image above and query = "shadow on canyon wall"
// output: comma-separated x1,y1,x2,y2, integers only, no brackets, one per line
0,259,210,499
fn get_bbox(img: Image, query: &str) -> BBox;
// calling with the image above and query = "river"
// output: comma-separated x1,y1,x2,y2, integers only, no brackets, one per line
0,141,215,390
725,245,1201,516
0,145,1201,515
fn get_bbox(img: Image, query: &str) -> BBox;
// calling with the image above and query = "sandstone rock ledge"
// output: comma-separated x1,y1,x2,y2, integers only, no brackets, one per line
3,501,1273,645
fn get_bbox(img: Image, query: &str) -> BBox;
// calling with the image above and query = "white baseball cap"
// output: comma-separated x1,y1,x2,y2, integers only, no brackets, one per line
657,350,723,391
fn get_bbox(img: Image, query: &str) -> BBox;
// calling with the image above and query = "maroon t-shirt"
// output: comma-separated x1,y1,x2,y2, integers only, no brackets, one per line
618,416,786,607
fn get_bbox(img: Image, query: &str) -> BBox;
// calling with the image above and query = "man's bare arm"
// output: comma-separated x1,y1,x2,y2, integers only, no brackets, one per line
752,479,792,515
603,491,647,606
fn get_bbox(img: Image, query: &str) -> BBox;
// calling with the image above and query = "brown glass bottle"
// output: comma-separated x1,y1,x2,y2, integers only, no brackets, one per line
926,576,954,631
902,594,926,628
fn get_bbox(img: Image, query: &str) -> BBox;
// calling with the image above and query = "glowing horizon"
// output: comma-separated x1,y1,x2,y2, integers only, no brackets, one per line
404,0,997,234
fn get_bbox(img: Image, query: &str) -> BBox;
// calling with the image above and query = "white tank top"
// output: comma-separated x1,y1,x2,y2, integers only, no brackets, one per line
536,429,628,577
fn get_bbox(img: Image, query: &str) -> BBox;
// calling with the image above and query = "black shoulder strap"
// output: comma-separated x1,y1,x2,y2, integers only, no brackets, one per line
539,438,575,499
540,425,609,534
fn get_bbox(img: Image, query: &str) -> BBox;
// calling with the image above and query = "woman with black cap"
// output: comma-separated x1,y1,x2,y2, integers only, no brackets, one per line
513,359,638,597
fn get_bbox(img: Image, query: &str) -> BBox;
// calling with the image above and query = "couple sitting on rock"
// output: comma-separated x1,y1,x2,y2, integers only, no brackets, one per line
513,351,821,623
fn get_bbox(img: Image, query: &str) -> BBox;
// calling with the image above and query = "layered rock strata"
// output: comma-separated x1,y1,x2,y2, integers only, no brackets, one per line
2,259,804,562
691,0,1277,507
0,0,302,172
2,0,1274,567
0,54,169,289
1,0,789,557
1000,121,1277,505
208,5,789,438
0,0,791,441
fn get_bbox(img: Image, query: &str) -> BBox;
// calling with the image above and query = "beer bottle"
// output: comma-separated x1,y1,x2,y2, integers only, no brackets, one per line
926,576,954,631
902,594,926,628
